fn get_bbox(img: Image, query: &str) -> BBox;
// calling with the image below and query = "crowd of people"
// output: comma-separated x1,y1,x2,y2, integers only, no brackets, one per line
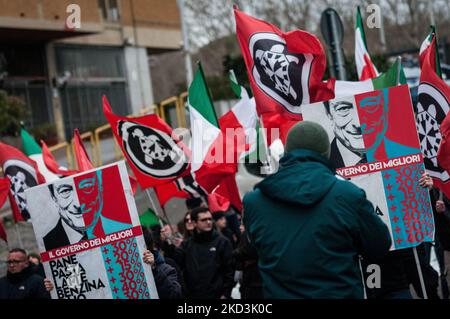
142,197,263,299
1,121,450,299
0,195,264,299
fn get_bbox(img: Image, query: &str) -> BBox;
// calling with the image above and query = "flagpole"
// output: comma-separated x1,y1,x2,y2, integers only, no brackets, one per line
144,188,175,244
396,56,402,85
413,246,428,299
258,116,273,175
358,255,367,299
145,188,166,228
146,187,176,232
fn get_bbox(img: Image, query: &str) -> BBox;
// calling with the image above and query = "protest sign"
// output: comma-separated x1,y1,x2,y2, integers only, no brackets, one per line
25,161,158,299
301,84,434,250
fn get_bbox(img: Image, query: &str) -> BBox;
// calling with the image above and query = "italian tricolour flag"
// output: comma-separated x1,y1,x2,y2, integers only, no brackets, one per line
355,6,379,81
219,70,258,160
227,70,268,164
335,57,405,98
188,63,222,172
21,128,59,182
419,26,442,78
187,63,236,191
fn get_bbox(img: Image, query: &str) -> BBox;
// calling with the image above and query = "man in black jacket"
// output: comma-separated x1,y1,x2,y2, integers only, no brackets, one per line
0,248,50,299
174,207,234,299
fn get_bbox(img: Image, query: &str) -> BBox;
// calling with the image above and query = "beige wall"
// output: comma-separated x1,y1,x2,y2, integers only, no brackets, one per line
135,27,181,49
0,0,180,27
123,0,180,29
0,0,101,22
56,26,181,49
0,0,181,49
0,0,40,19
41,0,102,22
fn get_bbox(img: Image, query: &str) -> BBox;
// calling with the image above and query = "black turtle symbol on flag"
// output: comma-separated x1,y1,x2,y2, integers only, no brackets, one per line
250,32,310,114
4,160,38,221
119,121,188,179
416,82,450,181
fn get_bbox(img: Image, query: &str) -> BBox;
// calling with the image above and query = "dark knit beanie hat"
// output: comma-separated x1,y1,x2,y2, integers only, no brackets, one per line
212,211,226,221
285,121,330,158
186,197,203,210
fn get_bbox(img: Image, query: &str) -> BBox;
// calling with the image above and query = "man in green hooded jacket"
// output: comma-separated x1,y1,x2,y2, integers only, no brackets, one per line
243,121,391,298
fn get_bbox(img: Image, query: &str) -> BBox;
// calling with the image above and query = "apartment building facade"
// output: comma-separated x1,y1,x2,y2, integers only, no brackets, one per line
0,0,182,140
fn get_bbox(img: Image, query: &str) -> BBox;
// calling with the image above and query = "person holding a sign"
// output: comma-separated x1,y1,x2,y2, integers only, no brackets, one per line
243,121,392,298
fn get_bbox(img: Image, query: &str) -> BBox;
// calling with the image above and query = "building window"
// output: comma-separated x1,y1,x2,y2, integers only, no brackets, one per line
55,45,129,138
0,45,53,129
56,45,125,79
98,0,120,23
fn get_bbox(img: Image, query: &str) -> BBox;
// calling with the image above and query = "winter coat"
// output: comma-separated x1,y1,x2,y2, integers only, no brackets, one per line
31,263,46,278
174,229,234,299
243,149,392,299
232,231,263,299
151,250,182,299
221,227,238,249
164,256,186,297
0,265,50,299
362,249,413,298
430,188,450,251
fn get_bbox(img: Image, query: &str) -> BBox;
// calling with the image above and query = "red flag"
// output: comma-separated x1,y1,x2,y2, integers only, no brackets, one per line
0,177,9,242
154,172,207,207
192,130,239,196
438,112,450,173
0,142,45,222
73,129,94,171
154,180,190,207
103,96,191,189
206,106,244,210
129,174,138,194
234,8,327,143
154,172,244,211
218,102,253,162
0,177,10,207
41,140,78,176
153,163,239,208
0,217,6,242
214,175,243,212
417,35,450,197
208,192,230,213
